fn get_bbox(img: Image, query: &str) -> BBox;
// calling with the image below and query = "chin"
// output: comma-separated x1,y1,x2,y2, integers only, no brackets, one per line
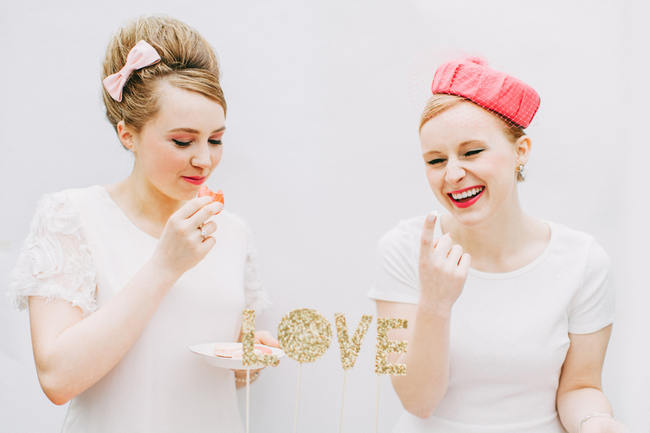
443,201,491,227
175,180,202,199
179,189,199,200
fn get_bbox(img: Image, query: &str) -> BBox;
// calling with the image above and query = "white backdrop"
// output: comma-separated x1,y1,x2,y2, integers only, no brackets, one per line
1,0,649,432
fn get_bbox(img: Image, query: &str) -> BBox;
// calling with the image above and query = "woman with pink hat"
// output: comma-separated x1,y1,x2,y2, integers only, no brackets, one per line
368,58,628,433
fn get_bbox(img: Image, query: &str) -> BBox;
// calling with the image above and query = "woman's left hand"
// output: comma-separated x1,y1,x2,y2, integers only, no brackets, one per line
581,417,630,433
233,330,280,387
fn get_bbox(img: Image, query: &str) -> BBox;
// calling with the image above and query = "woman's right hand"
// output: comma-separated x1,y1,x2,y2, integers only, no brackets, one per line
151,196,223,280
418,213,471,314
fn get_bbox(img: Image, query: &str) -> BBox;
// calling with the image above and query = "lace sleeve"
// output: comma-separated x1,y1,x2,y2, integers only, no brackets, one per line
7,191,98,316
243,225,271,313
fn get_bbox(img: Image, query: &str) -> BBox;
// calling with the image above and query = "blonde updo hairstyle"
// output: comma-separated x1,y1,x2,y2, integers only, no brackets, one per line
102,15,226,147
419,94,527,182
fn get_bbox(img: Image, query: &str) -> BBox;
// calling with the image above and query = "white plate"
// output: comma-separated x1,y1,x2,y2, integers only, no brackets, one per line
189,342,285,370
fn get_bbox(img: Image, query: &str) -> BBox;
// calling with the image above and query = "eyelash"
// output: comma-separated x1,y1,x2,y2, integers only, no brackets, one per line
427,149,485,165
172,139,222,147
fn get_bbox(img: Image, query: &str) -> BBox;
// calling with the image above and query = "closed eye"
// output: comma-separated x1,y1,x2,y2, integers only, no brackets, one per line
464,149,485,157
427,158,446,165
173,139,223,147
173,139,191,147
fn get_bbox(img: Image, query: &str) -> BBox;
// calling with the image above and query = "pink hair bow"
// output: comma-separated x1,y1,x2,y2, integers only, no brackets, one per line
102,40,161,102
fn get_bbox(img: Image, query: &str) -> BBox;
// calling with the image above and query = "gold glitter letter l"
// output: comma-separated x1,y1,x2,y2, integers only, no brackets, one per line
242,309,279,367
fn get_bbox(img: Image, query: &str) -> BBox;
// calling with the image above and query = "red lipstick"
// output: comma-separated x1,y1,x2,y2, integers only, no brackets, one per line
182,176,206,185
447,185,485,209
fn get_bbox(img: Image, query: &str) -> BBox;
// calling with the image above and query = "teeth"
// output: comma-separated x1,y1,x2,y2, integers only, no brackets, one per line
451,187,483,200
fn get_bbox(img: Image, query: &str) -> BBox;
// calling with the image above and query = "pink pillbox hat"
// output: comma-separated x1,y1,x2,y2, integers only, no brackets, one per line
431,57,540,128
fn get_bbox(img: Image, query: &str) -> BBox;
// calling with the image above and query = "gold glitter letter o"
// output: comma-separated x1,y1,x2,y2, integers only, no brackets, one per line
278,308,332,363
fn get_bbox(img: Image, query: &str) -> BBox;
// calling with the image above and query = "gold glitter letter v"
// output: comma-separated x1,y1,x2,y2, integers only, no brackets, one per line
334,313,373,370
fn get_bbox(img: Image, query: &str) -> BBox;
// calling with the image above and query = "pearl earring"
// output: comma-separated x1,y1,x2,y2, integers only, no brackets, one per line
516,163,526,181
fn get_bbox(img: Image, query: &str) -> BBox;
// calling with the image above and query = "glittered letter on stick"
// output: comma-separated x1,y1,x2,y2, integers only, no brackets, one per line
278,308,332,363
242,309,279,367
334,313,373,370
375,318,408,375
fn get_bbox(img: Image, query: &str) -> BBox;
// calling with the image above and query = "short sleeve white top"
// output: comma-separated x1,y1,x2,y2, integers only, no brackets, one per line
368,215,615,433
8,185,271,433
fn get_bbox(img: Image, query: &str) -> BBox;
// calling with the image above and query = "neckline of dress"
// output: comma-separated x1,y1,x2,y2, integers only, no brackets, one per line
433,215,556,280
95,184,161,241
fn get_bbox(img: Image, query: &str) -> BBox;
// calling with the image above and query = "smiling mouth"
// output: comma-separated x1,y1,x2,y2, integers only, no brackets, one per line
448,186,485,203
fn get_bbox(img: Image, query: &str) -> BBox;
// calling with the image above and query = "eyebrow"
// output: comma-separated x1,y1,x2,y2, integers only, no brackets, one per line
423,140,485,156
167,126,226,134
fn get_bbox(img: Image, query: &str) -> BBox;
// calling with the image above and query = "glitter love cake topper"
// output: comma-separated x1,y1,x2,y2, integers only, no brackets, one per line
241,309,409,433
242,309,408,375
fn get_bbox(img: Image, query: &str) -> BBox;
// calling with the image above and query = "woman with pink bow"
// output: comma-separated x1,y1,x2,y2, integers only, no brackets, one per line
8,15,277,433
368,58,629,433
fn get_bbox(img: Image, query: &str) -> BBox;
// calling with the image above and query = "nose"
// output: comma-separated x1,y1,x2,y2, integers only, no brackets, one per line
191,142,212,169
444,158,466,184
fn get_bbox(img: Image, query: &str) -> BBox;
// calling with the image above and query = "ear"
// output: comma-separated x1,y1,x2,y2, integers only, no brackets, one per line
514,135,531,165
116,120,137,153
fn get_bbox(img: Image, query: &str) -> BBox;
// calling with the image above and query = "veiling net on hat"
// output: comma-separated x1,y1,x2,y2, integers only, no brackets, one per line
431,57,540,128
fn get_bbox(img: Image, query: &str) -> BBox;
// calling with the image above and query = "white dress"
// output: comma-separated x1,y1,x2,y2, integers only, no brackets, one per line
368,215,615,433
8,185,271,433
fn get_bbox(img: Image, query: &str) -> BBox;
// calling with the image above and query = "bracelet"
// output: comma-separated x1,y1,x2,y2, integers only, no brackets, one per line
578,412,612,433
234,371,260,384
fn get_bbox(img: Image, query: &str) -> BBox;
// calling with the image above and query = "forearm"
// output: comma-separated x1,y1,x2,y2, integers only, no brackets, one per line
391,301,451,418
557,387,612,433
34,258,178,404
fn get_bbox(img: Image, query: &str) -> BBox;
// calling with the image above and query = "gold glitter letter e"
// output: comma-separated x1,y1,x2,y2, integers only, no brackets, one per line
375,318,408,375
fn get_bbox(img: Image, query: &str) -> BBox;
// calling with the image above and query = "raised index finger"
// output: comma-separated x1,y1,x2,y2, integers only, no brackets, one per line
420,212,438,254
